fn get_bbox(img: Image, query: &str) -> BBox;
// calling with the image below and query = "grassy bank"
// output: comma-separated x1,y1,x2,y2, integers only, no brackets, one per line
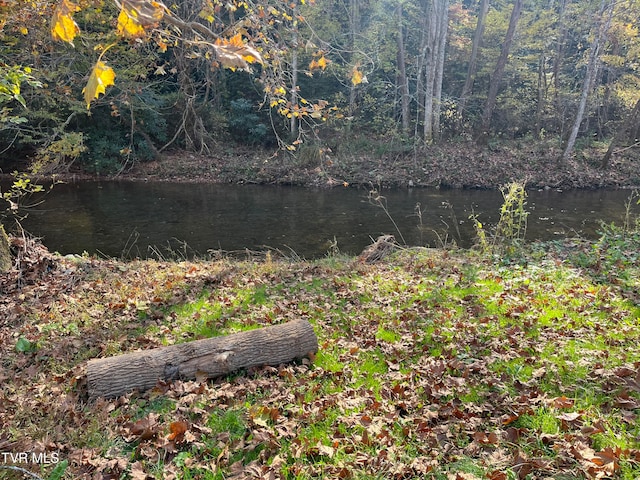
1,232,639,479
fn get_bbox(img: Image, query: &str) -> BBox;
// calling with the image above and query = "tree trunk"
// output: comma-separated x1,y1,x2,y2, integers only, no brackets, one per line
601,97,640,169
0,225,11,273
534,52,547,139
551,0,569,135
87,320,318,400
396,4,410,134
476,0,524,145
348,0,361,116
290,3,299,137
562,0,614,160
422,0,449,142
457,0,489,133
415,10,427,140
423,0,436,141
431,0,449,141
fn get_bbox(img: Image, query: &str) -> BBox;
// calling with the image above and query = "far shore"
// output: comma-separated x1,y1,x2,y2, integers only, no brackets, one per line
4,140,640,190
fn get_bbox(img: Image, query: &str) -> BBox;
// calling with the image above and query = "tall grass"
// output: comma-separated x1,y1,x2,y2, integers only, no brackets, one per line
471,180,529,254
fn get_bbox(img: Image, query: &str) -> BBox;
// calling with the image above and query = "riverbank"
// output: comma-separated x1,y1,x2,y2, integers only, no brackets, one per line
120,139,640,189
1,232,639,479
6,139,640,189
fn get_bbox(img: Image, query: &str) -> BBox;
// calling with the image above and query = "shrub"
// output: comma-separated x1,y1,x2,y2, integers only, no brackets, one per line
227,98,269,145
472,180,529,255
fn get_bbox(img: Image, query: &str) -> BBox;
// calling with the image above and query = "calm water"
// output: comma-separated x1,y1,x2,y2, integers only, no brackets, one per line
12,181,640,258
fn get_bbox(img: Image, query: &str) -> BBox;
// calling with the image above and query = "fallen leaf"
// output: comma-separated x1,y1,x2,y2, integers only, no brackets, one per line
551,395,574,409
167,420,188,441
130,461,148,480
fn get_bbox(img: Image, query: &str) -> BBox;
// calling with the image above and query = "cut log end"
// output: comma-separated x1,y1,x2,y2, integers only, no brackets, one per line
86,319,318,400
357,235,398,263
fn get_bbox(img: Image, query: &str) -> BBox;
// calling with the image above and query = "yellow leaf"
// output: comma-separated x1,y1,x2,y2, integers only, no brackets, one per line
83,61,115,109
198,0,215,22
117,8,145,38
213,34,264,71
51,0,80,46
19,27,28,35
309,55,329,72
117,0,165,39
351,67,363,86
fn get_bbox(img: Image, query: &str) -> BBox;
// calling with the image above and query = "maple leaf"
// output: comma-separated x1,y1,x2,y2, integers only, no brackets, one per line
117,0,166,39
116,8,145,38
51,0,81,46
351,66,366,86
83,60,115,109
213,33,263,72
309,55,329,71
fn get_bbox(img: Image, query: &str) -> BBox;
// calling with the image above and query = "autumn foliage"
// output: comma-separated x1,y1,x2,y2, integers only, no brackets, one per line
51,0,266,108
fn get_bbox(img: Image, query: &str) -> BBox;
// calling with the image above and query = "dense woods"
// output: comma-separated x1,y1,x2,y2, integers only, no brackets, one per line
1,0,640,173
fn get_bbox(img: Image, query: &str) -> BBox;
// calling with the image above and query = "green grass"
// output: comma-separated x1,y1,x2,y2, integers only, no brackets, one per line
2,231,640,479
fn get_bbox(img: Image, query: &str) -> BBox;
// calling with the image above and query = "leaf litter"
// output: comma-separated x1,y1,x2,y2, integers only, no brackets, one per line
0,239,639,479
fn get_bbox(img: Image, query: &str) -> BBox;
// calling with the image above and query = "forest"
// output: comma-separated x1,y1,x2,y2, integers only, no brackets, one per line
1,0,640,181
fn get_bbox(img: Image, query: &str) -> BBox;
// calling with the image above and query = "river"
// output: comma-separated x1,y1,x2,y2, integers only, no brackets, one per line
11,181,640,258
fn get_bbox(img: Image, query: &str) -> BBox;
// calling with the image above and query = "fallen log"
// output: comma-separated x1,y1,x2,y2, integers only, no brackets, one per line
87,319,318,400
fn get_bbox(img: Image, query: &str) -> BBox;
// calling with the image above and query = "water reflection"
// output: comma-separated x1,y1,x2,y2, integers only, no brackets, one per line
13,181,640,258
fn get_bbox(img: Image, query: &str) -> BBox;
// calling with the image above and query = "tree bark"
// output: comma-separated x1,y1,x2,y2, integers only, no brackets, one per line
87,320,318,400
348,0,361,116
431,0,449,141
476,0,524,145
396,4,410,134
0,225,11,273
422,0,436,140
534,52,547,139
422,0,449,142
290,3,299,137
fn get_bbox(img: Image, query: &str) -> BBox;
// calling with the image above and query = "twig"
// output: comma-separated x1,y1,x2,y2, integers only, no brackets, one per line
0,465,45,480
367,188,406,245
